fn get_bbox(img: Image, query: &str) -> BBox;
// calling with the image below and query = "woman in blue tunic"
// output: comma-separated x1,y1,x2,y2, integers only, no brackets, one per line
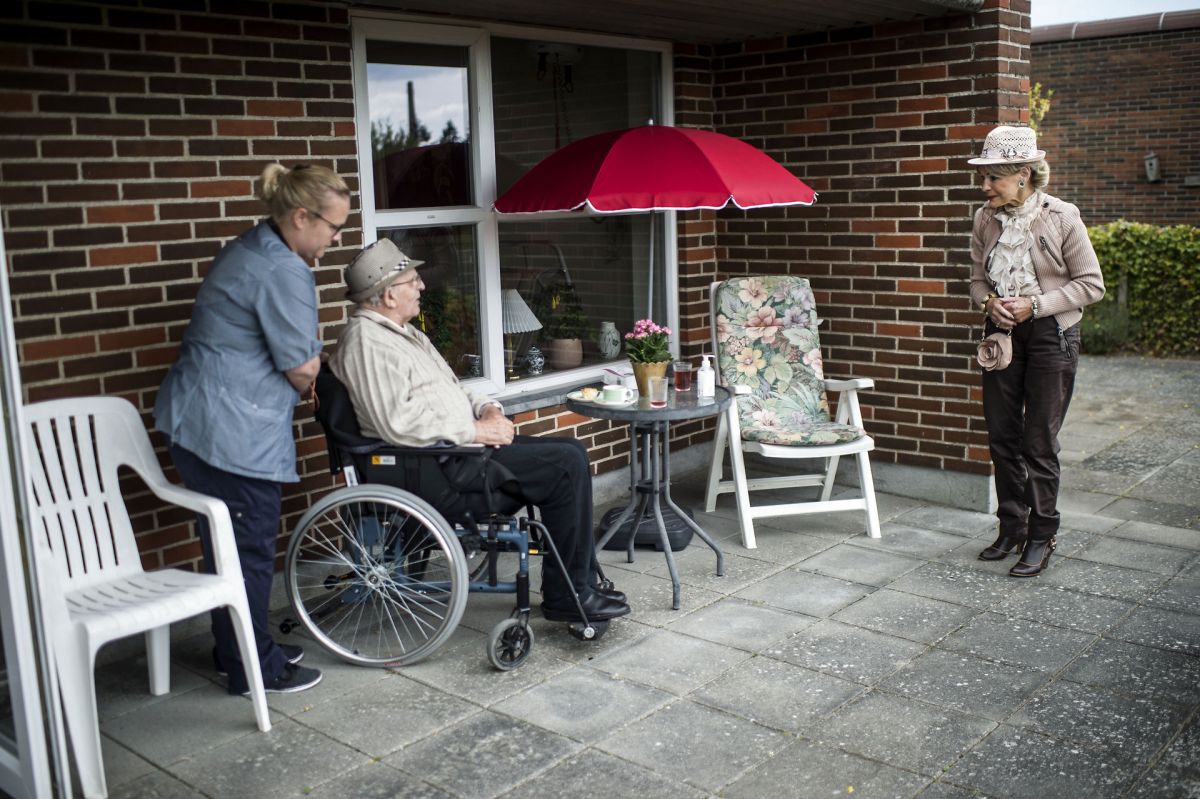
155,163,350,694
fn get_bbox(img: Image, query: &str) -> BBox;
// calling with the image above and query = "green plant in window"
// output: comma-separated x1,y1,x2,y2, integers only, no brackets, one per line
541,284,590,341
1029,82,1054,132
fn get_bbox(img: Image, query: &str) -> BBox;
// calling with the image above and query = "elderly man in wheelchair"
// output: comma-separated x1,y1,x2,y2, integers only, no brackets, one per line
283,239,629,671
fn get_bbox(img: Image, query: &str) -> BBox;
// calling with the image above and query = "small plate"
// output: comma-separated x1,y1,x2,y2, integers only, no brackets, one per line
590,395,637,407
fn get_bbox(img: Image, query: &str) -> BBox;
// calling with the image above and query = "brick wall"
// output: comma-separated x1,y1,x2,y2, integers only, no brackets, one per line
700,0,1029,477
0,0,362,569
1031,25,1200,225
2,0,1025,571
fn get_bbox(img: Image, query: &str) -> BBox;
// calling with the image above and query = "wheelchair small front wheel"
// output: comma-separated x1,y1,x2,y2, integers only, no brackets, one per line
487,618,534,671
285,484,468,667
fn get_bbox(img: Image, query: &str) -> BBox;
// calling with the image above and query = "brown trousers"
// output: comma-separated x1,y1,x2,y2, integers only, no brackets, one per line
982,316,1081,542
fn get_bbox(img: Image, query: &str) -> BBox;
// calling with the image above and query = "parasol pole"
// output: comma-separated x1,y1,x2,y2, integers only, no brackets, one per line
647,213,655,318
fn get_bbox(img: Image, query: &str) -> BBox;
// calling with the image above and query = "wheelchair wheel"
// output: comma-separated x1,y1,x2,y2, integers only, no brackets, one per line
487,618,534,671
285,484,468,667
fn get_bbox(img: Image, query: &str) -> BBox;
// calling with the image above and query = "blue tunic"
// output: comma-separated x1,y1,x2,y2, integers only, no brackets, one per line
155,221,322,482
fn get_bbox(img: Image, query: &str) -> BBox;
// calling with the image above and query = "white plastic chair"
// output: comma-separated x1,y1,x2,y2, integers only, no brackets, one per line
704,276,881,548
24,396,270,798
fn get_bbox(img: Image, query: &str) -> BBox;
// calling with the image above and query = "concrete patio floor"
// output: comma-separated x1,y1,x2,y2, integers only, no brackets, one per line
90,355,1199,799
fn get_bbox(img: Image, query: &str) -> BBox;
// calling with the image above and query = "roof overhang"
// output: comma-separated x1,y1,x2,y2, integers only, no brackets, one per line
347,0,986,43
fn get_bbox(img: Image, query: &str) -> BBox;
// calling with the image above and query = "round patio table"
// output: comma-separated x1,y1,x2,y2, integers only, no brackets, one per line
567,385,732,609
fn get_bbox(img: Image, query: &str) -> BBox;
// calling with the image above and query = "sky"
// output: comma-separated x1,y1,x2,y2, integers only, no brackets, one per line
1031,0,1200,26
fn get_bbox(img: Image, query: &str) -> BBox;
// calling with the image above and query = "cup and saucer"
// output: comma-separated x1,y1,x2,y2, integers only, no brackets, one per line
568,386,636,406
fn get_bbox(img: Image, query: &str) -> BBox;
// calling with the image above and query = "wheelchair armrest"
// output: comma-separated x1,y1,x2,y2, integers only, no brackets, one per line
368,442,489,459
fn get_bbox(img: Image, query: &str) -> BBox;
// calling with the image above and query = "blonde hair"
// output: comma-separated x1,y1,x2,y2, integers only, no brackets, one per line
258,163,350,224
979,159,1051,190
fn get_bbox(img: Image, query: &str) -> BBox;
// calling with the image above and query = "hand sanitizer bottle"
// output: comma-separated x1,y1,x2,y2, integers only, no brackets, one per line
697,354,715,398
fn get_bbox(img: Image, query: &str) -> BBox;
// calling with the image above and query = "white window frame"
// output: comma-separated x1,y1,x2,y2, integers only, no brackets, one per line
351,13,676,400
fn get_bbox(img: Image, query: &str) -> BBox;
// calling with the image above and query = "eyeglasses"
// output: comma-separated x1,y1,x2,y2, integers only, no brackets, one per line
390,271,423,289
307,208,346,236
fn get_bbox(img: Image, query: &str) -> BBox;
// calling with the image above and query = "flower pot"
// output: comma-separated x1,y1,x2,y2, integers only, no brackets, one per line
545,338,583,370
631,361,669,396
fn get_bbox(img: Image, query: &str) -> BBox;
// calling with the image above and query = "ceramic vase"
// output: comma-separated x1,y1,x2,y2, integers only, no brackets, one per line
598,321,622,359
631,361,669,396
524,346,545,376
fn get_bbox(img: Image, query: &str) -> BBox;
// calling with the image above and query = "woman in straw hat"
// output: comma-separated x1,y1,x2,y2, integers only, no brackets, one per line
968,126,1105,577
155,163,350,694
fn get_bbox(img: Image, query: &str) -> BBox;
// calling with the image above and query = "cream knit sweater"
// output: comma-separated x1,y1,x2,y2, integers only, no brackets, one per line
330,308,499,447
970,193,1106,329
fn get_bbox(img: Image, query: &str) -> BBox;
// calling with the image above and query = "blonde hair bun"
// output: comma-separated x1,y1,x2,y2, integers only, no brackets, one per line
258,163,288,203
256,162,350,223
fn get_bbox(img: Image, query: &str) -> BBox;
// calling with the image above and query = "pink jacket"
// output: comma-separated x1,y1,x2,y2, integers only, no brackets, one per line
970,193,1106,330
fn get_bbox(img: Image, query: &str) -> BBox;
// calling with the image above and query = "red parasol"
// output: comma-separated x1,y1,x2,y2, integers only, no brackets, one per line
493,124,817,214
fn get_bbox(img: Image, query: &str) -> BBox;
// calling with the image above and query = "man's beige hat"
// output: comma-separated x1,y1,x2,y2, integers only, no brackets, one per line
968,126,1046,166
344,239,425,302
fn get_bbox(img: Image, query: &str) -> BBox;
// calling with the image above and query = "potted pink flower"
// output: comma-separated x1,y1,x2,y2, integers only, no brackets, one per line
624,319,672,394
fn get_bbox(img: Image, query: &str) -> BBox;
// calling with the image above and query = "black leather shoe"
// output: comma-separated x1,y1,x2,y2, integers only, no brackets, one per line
1009,537,1056,578
592,582,627,604
542,589,631,622
978,533,1026,561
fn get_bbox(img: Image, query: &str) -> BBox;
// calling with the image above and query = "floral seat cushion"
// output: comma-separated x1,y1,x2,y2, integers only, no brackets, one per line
715,275,865,448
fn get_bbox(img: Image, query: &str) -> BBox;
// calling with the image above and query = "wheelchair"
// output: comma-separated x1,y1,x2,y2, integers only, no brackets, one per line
281,368,611,671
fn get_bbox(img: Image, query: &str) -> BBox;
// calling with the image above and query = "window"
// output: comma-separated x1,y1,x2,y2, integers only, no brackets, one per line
353,17,673,395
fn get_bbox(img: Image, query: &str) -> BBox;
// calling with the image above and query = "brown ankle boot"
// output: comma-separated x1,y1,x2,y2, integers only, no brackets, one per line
1009,537,1057,578
978,532,1026,561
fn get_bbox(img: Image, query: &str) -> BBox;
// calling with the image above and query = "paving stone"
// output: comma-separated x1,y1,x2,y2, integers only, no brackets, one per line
1011,681,1190,762
767,619,927,685
305,762,452,799
722,737,929,799
887,562,1018,610
294,672,476,758
1038,557,1170,601
691,655,863,732
992,584,1136,634
914,780,993,798
1096,497,1200,530
596,700,787,792
611,569,726,627
807,690,995,776
666,597,815,651
519,613,653,666
1059,465,1149,496
831,588,978,645
491,668,671,743
1072,536,1197,574
253,635,399,717
796,543,925,586
1109,605,1200,656
938,612,1096,673
1128,461,1200,507
950,725,1141,799
397,627,574,707
644,546,786,594
169,718,367,799
731,526,840,564
105,770,209,799
1145,575,1200,615
384,711,579,799
93,655,212,723
848,525,969,560
1058,487,1119,514
100,736,156,794
500,749,706,799
733,568,874,617
588,629,750,694
892,506,998,537
101,680,280,766
1130,720,1200,799
1058,510,1124,534
879,649,1048,722
1083,431,1194,475
1108,519,1200,550
1061,637,1200,707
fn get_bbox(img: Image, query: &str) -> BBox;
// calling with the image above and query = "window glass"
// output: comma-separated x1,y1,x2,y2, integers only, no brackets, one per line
366,41,472,210
378,225,483,379
498,215,664,382
491,38,663,383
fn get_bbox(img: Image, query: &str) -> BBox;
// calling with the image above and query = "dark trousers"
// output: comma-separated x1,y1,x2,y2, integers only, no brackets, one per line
169,444,288,694
429,436,594,603
982,317,1080,542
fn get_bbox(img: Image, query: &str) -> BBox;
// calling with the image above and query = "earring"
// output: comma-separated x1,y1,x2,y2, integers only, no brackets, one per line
1019,180,1025,188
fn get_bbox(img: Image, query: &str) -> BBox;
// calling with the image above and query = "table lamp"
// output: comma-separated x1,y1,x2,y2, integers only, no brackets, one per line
501,289,541,378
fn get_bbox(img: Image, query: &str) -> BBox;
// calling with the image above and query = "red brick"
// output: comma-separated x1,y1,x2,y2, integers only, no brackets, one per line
216,118,275,136
89,244,159,267
22,335,96,361
190,179,252,198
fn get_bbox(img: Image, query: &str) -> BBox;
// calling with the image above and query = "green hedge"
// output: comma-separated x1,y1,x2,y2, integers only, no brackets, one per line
1084,221,1200,356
